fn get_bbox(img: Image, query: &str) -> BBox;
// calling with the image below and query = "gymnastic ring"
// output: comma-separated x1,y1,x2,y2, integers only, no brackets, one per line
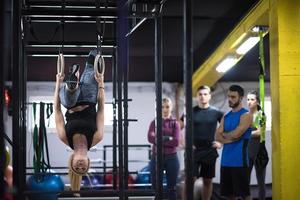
94,54,105,76
57,53,65,76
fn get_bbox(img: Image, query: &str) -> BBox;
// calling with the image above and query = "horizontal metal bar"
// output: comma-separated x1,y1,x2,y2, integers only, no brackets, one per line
59,197,155,200
104,144,151,148
25,170,147,176
24,189,156,196
27,54,113,58
22,7,117,18
26,41,116,47
122,119,138,122
26,101,114,105
29,18,116,23
26,166,104,170
125,0,161,6
26,44,115,48
26,1,116,8
25,50,114,56
115,98,133,102
28,15,234,22
96,159,149,163
29,5,116,9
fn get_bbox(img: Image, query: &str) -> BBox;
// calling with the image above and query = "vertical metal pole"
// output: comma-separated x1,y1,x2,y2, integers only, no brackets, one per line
21,14,28,196
117,49,124,200
0,0,5,198
154,15,163,200
123,19,129,200
12,0,26,199
112,48,118,190
117,0,127,198
117,51,124,199
103,146,107,186
183,0,194,199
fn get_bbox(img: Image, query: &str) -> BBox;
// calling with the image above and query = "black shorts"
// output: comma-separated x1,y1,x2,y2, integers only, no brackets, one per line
193,147,218,178
220,167,250,197
193,160,216,178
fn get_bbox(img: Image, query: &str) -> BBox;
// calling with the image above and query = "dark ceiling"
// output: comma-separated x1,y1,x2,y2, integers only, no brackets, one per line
4,0,270,83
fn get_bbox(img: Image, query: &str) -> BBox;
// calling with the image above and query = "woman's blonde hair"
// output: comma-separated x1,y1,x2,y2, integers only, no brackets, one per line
68,154,90,191
162,97,172,106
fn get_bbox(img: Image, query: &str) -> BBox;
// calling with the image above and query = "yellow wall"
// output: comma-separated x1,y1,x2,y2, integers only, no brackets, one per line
269,0,300,199
192,0,300,198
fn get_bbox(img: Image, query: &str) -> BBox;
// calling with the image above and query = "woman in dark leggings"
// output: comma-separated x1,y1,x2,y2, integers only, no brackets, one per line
247,90,267,200
54,49,105,192
148,97,180,200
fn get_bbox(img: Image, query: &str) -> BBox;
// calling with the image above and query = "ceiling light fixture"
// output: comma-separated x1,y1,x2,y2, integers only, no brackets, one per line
216,26,268,74
216,56,239,73
236,36,260,55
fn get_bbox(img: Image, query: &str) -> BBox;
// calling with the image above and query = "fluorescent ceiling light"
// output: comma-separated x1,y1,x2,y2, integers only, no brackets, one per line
216,56,238,73
236,36,259,55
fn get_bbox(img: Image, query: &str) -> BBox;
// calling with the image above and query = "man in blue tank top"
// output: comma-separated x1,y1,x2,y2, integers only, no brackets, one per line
216,85,253,200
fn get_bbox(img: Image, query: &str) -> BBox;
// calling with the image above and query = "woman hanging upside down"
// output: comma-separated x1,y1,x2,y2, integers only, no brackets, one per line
54,49,105,193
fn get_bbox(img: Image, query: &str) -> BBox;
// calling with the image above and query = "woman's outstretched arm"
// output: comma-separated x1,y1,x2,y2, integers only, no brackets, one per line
54,73,68,146
91,74,105,147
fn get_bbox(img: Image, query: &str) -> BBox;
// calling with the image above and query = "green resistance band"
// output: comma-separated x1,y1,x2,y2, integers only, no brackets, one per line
258,29,267,143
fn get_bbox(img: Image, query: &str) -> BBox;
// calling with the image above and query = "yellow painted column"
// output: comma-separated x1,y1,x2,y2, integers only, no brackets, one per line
269,0,300,199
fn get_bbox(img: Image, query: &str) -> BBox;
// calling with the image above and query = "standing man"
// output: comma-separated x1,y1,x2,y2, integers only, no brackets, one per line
192,85,223,200
216,85,253,200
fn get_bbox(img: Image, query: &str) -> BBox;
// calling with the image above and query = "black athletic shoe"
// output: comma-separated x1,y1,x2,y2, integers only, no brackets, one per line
66,64,80,90
87,49,97,65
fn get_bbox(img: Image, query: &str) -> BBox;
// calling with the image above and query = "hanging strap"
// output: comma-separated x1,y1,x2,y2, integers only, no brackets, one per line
95,0,107,55
39,102,51,173
258,29,267,142
46,103,53,119
46,103,53,127
33,102,51,174
38,103,45,173
32,103,40,174
57,21,65,75
94,0,106,76
57,1,66,76
59,0,66,54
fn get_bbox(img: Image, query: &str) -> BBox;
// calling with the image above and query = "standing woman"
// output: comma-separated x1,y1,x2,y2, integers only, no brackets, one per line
148,97,180,200
247,90,267,200
54,49,105,193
